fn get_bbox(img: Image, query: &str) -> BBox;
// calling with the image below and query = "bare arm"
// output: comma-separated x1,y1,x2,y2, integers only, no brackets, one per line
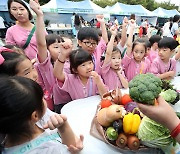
158,71,175,80
104,27,117,65
126,20,135,57
53,52,66,82
96,15,108,44
119,17,128,48
30,0,47,63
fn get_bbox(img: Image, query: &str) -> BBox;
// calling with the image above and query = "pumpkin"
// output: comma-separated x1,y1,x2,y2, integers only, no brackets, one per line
106,105,125,122
97,105,126,127
97,108,111,127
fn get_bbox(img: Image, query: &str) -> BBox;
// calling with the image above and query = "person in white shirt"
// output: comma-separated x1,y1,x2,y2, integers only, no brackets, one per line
0,16,6,38
162,17,173,37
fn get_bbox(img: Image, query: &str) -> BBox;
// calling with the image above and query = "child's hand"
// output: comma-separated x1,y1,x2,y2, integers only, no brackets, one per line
122,17,129,26
29,0,43,16
110,26,117,36
168,71,175,77
90,71,101,83
68,135,84,154
96,14,105,23
59,42,72,58
116,67,123,75
43,114,67,130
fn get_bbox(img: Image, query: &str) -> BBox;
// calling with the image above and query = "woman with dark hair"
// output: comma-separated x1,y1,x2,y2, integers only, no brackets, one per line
170,14,180,39
74,14,81,33
5,0,38,60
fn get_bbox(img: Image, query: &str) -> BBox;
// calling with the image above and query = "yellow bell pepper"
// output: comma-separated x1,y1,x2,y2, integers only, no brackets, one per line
123,113,141,134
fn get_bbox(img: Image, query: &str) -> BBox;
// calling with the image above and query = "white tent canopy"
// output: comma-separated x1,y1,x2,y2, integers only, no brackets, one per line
153,7,180,18
41,0,104,14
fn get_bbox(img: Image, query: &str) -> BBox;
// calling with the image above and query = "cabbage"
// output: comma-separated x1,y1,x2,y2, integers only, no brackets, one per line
137,116,174,148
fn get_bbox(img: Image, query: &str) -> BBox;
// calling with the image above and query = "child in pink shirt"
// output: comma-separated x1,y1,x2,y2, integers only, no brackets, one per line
54,48,108,100
101,26,128,90
122,20,150,81
147,35,161,63
77,15,108,74
150,37,178,80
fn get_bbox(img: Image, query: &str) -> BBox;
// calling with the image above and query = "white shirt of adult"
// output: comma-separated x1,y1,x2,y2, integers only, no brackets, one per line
163,22,172,37
0,16,5,29
171,22,179,37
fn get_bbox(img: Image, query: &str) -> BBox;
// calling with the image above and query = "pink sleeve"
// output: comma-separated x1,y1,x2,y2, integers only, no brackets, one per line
101,61,111,75
5,27,16,45
122,54,133,68
150,60,159,75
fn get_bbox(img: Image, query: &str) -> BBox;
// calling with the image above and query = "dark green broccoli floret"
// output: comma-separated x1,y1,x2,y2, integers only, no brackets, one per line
129,73,162,105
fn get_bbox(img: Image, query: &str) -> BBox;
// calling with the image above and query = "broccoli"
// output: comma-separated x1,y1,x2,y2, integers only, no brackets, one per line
160,89,178,105
129,73,162,105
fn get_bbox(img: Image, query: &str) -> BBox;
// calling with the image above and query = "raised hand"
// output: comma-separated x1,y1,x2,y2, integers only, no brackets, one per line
110,26,118,36
29,0,43,16
96,14,105,23
122,16,129,26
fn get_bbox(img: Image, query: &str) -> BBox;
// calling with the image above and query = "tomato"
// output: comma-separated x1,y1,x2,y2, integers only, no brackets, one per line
100,99,112,108
121,94,133,105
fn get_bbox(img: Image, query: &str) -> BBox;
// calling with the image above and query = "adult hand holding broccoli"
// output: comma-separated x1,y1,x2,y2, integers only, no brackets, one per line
129,73,162,105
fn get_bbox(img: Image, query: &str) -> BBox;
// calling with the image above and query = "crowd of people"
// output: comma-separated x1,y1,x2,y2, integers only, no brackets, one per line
0,0,180,153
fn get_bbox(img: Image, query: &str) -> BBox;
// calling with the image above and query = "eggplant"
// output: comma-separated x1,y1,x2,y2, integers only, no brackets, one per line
112,119,123,133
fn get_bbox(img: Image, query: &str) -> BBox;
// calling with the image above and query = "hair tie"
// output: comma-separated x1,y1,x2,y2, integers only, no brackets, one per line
0,47,14,65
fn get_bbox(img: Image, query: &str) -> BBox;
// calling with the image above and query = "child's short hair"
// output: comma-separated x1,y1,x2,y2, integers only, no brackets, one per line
132,38,147,52
77,27,99,43
149,35,162,46
158,37,179,50
69,48,93,74
112,46,122,57
0,52,27,76
144,39,151,48
0,76,44,134
45,34,62,49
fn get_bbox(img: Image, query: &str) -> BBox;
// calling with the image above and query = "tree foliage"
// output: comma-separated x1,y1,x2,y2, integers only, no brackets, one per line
24,0,179,11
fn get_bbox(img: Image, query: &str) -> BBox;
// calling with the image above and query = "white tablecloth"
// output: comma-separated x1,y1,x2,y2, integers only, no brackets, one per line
61,77,180,154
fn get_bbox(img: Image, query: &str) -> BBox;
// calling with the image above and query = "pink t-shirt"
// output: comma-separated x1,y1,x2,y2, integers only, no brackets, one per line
150,57,176,75
6,25,37,60
35,51,71,105
147,49,158,63
63,59,71,74
122,54,151,81
101,61,126,90
93,38,107,74
59,73,107,100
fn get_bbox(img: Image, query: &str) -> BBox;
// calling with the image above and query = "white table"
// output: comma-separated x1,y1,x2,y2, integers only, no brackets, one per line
61,86,180,154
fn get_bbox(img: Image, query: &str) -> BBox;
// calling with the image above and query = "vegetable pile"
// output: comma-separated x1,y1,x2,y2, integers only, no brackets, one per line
97,89,143,150
96,89,176,151
129,73,162,105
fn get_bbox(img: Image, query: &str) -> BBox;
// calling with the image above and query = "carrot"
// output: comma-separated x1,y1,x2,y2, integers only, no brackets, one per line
127,135,140,150
116,133,127,148
154,98,158,106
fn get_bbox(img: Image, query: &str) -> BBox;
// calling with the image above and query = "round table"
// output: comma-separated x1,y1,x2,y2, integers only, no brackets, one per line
61,77,180,154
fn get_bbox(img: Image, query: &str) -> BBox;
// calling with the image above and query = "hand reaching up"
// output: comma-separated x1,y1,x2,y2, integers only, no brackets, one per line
110,26,118,36
96,14,105,23
122,16,129,26
29,0,43,16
